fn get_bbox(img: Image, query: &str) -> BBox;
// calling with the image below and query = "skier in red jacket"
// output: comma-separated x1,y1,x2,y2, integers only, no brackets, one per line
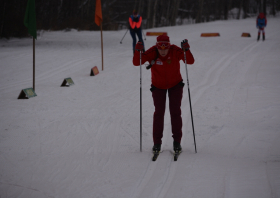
133,35,195,153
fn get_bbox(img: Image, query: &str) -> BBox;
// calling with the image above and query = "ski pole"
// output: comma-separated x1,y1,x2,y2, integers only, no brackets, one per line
183,49,197,153
120,29,129,44
140,51,142,152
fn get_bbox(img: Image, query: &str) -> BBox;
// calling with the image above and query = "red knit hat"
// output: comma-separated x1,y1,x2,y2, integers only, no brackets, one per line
259,12,265,18
156,35,170,49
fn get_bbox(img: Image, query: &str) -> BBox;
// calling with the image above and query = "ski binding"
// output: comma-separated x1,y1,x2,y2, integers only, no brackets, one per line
173,150,182,161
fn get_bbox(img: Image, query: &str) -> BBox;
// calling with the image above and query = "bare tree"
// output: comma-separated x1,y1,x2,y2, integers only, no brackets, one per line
152,0,159,28
263,0,267,15
0,0,7,37
196,0,204,23
224,0,229,20
237,0,242,19
170,0,181,26
137,0,143,17
271,0,276,16
165,0,171,26
146,0,153,28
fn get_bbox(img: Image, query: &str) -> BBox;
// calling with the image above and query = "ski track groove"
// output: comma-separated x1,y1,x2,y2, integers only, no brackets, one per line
155,159,179,198
190,40,260,106
187,40,261,150
130,158,159,198
0,182,55,198
130,121,174,198
0,57,91,93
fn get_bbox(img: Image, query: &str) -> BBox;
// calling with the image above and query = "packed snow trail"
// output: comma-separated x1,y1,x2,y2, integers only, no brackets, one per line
1,17,280,198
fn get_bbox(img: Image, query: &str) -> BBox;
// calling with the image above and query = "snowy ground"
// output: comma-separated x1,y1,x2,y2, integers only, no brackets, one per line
1,17,280,198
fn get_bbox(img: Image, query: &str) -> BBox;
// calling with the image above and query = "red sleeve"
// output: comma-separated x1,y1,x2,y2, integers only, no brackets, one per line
172,45,195,64
129,17,135,29
133,46,157,66
183,50,195,64
136,16,142,28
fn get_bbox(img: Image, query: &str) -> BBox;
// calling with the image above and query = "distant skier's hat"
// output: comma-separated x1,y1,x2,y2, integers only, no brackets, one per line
156,35,170,50
259,12,265,18
133,10,138,15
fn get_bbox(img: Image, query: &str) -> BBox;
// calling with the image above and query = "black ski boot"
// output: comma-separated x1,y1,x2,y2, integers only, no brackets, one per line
152,144,161,161
173,141,182,153
257,34,260,41
173,141,182,161
153,144,161,153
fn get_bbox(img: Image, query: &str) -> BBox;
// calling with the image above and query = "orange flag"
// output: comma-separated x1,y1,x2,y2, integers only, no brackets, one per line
95,0,102,26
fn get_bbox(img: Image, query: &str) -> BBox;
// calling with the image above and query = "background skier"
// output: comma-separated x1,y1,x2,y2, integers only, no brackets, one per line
256,12,267,41
132,35,194,154
129,10,144,54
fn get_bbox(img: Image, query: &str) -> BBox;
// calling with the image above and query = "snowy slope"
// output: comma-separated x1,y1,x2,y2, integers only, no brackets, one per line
1,17,280,198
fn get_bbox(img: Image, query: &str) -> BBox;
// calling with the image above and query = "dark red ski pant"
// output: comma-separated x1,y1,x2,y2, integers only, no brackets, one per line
151,82,183,145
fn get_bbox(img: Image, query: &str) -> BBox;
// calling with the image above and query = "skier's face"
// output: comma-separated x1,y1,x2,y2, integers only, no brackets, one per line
158,49,169,57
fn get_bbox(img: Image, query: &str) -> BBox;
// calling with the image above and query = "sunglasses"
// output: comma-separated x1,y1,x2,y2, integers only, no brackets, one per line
156,42,170,49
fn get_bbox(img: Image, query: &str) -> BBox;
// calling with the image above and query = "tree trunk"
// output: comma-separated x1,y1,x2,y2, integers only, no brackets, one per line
227,0,232,19
263,0,267,15
215,0,220,20
271,0,276,16
0,0,7,37
237,0,242,19
165,0,171,26
196,0,204,23
138,0,143,17
146,0,152,28
152,0,159,28
171,0,181,26
224,0,228,20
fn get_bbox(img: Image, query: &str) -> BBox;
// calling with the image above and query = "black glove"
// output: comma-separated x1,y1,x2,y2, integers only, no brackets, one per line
181,39,190,51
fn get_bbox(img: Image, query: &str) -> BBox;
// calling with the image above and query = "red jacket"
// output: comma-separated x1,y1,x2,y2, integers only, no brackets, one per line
133,45,195,89
129,15,142,30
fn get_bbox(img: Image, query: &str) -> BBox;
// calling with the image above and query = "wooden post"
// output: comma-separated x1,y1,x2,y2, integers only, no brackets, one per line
100,20,104,71
33,37,35,91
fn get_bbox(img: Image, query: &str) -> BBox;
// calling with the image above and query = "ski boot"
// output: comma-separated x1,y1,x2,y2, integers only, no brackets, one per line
152,144,161,161
153,144,161,153
173,141,182,153
173,141,182,161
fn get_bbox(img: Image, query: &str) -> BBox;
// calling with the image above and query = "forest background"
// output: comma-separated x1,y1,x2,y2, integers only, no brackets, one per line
1,0,280,38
